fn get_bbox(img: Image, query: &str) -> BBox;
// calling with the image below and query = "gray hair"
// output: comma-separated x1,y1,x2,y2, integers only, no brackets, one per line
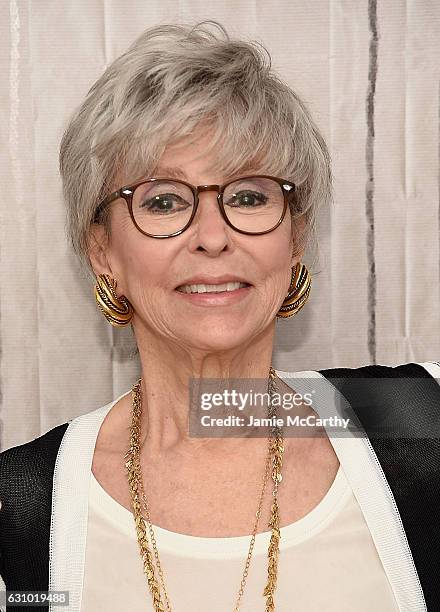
59,20,333,283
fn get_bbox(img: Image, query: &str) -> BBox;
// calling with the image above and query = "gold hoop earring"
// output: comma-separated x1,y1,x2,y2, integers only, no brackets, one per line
94,273,133,327
276,263,311,319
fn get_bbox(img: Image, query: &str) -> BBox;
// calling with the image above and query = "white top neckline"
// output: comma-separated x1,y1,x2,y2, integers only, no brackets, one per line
89,456,352,556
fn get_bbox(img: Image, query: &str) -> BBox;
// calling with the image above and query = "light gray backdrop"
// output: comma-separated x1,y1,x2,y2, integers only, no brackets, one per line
1,0,439,450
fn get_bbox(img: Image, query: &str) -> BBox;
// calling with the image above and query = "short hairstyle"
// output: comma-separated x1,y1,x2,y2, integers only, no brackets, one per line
59,20,333,282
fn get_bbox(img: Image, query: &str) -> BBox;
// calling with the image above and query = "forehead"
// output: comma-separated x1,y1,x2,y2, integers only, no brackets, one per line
151,133,229,179
111,122,281,190
150,133,264,183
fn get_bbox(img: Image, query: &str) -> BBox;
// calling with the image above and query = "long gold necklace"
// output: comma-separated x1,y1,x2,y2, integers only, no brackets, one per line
124,366,285,611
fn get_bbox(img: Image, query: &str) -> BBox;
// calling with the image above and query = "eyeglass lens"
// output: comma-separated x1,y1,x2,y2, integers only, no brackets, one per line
131,177,286,235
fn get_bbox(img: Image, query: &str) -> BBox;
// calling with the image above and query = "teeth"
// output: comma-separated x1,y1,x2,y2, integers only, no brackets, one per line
177,282,249,294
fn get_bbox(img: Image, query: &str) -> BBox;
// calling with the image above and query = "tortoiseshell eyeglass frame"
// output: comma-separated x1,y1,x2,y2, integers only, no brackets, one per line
93,174,296,239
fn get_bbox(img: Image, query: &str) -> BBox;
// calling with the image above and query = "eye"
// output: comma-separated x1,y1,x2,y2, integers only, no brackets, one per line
139,193,192,214
225,190,268,208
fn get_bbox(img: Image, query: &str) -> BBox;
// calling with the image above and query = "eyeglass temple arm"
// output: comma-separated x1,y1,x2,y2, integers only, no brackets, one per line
93,190,122,222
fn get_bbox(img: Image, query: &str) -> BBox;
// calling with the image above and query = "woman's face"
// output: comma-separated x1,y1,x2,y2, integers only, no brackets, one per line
90,131,302,352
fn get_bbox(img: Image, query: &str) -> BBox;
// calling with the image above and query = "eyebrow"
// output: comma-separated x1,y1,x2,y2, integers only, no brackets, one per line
151,165,263,183
152,166,189,180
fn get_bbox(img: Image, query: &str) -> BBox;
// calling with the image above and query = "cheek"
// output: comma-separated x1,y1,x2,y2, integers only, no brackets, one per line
257,226,293,269
252,233,293,306
115,238,169,301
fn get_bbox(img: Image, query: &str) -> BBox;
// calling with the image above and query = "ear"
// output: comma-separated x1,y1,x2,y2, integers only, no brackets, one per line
290,215,306,267
290,241,305,268
87,223,114,278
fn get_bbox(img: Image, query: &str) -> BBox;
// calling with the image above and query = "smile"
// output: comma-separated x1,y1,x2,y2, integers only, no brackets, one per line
176,282,250,294
174,282,252,306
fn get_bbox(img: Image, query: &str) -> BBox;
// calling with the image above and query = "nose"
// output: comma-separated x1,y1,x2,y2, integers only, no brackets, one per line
190,188,231,254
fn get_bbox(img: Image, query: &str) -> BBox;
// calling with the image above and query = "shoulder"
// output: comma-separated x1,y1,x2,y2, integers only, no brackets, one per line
316,359,440,398
0,421,71,493
0,420,71,462
280,361,440,475
316,361,440,481
0,421,71,551
318,359,440,380
316,361,440,443
0,423,71,587
279,361,440,423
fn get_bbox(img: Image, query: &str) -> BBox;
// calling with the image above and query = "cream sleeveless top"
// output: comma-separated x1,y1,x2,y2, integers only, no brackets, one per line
81,463,399,611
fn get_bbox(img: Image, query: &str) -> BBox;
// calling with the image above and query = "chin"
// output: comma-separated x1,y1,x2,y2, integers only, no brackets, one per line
183,325,253,351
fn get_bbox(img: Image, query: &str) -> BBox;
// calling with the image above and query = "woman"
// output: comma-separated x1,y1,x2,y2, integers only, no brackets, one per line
1,20,439,612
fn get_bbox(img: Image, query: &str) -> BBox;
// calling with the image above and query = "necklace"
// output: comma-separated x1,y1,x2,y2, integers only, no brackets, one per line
124,366,285,611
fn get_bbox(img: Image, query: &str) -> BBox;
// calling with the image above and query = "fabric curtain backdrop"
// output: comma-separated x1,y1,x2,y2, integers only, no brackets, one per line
1,1,439,451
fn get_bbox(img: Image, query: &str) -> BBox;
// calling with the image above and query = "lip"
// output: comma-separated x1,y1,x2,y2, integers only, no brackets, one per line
174,284,252,306
175,275,252,290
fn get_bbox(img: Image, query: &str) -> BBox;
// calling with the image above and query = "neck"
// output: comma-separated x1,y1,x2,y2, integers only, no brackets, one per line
130,320,277,459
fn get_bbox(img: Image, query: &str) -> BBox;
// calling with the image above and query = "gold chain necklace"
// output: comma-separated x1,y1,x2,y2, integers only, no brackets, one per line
124,366,285,611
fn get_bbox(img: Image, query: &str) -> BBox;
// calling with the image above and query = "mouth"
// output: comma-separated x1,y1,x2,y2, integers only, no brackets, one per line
175,281,251,294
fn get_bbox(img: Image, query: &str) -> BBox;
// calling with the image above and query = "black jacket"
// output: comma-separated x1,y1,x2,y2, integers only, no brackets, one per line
1,362,439,611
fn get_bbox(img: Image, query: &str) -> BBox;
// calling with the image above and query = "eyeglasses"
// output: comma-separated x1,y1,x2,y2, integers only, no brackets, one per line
93,175,296,238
